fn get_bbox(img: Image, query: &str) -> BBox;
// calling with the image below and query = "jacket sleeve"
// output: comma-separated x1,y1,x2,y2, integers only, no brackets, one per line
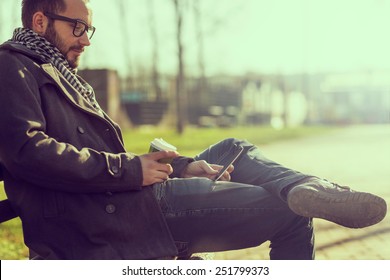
170,156,194,178
0,51,143,193
0,162,3,182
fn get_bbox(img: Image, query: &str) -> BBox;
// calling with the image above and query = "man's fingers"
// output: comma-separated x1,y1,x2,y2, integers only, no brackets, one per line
148,158,174,175
141,164,172,186
220,171,232,181
209,164,234,181
199,161,219,174
164,163,174,175
148,150,179,161
209,164,234,174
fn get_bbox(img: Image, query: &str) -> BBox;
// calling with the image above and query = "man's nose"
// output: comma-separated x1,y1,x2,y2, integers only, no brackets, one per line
79,32,91,47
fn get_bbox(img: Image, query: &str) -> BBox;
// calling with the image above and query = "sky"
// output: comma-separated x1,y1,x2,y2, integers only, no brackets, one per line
1,0,390,76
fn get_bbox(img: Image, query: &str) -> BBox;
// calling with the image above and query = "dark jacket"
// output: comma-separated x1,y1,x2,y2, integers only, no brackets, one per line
0,42,189,259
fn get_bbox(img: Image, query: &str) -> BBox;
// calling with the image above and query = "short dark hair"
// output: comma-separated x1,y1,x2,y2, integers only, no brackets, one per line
21,0,67,29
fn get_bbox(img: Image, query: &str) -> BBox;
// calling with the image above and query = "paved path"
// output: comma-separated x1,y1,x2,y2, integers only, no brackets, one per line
214,125,390,260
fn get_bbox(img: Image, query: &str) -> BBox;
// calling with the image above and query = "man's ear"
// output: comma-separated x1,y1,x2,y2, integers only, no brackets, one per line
31,12,49,35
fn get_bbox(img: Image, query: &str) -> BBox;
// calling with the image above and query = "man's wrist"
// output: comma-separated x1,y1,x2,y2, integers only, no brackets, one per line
170,156,195,178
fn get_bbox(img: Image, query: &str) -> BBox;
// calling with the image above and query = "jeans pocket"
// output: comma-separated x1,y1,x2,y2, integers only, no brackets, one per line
152,182,169,213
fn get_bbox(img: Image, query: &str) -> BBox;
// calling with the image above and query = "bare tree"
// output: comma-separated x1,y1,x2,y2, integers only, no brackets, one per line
172,0,187,134
117,0,134,90
193,0,206,82
147,0,163,101
192,0,208,101
0,1,3,40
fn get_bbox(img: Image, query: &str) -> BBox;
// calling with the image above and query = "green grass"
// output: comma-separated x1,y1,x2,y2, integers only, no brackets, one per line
123,125,334,156
0,125,335,259
0,183,27,260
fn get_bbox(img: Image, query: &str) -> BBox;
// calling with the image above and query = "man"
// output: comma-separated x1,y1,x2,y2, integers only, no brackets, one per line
0,0,386,260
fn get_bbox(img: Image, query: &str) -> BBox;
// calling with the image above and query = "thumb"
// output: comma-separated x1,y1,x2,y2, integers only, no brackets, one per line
198,161,219,174
149,150,179,160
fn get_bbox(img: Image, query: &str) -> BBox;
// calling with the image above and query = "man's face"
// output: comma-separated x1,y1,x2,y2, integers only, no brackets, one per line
43,0,93,69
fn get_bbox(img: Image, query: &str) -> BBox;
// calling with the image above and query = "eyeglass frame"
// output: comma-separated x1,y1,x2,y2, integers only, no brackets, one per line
44,12,96,40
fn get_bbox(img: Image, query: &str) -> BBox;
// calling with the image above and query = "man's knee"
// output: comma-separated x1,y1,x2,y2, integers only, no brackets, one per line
218,138,254,150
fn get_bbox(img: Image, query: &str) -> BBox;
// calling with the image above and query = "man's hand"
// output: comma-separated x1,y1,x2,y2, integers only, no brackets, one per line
139,151,179,186
181,160,234,181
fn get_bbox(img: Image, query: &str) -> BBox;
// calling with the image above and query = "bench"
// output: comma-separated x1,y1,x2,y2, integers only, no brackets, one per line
0,198,43,259
0,199,18,223
0,165,19,224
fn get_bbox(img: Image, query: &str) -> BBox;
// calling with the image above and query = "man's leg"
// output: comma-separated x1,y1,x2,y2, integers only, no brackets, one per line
194,138,311,200
153,178,314,260
195,138,387,228
154,138,385,259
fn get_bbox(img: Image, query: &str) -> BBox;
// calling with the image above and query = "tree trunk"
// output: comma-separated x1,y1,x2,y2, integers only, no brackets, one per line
173,0,186,134
147,0,163,101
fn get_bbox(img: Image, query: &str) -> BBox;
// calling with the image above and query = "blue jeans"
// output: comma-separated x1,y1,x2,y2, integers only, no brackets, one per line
153,138,315,259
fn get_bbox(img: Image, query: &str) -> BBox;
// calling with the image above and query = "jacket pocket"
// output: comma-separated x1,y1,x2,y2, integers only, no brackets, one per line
43,191,65,218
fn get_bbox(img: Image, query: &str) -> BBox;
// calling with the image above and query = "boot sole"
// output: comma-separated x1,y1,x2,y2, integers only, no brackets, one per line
287,187,387,228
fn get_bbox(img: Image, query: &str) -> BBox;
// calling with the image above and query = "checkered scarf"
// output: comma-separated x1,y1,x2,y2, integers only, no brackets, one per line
10,28,102,114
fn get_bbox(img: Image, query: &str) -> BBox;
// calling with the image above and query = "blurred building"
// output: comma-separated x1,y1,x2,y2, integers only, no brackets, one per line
78,69,389,127
186,75,242,127
317,72,390,124
119,74,171,126
78,69,129,127
240,71,390,126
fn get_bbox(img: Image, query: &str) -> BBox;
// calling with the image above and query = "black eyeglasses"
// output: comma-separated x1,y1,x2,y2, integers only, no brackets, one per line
44,12,96,40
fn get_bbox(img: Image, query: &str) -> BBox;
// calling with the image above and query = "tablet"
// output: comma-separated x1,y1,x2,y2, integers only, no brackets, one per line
213,144,244,181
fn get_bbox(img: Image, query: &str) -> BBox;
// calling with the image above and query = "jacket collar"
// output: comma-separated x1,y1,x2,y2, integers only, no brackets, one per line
1,42,103,118
41,64,102,117
0,41,43,62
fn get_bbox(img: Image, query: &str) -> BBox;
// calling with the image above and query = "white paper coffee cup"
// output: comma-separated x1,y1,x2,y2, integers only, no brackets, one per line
149,138,177,163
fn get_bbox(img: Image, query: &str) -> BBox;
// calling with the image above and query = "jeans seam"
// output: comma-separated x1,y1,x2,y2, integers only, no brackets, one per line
165,206,286,217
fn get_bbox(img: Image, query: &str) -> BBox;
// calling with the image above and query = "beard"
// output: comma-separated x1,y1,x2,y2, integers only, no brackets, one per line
44,23,82,69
